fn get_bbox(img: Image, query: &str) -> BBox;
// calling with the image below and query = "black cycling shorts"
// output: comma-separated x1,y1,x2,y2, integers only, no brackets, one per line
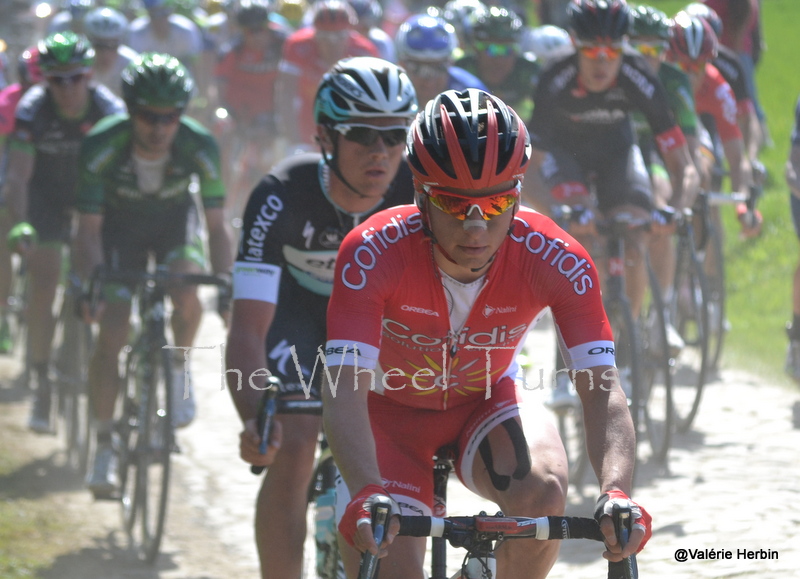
265,287,329,401
102,199,206,279
28,190,74,244
541,143,653,213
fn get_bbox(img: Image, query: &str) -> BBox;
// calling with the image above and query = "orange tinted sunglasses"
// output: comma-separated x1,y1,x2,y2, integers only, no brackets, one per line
576,42,623,60
675,58,707,74
424,183,520,221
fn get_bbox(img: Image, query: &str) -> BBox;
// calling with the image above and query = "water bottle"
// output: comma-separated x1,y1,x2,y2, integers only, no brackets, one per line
314,485,338,579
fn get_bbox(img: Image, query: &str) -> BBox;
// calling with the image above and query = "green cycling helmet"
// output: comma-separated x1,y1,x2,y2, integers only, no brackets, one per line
629,5,673,41
121,52,195,110
37,31,95,72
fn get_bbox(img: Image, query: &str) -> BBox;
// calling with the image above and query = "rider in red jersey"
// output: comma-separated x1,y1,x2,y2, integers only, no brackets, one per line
667,11,760,237
274,0,378,148
324,89,651,579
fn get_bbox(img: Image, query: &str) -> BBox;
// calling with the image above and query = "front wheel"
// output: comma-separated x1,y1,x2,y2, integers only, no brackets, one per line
122,344,173,563
604,297,644,484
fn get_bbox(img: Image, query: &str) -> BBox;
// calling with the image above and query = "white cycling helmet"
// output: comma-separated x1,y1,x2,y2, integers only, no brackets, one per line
85,7,129,42
314,56,418,125
524,25,573,67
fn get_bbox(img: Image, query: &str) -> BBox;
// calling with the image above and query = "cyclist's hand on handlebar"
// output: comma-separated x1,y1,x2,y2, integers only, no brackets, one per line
736,203,763,239
339,484,401,554
240,417,282,466
594,489,652,560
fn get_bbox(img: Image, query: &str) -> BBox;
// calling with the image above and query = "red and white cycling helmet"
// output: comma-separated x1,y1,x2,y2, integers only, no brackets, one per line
669,11,718,62
406,88,531,191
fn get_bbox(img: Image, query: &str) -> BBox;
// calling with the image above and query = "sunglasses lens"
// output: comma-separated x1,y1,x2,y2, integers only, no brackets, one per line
342,127,407,147
580,44,622,59
427,190,518,220
137,110,181,125
49,73,85,86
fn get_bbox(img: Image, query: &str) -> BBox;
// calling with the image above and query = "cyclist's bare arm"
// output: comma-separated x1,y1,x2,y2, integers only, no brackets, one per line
74,213,105,280
2,147,34,225
662,143,700,211
787,144,800,196
722,137,751,193
226,298,281,466
322,364,399,553
574,364,642,559
204,206,233,275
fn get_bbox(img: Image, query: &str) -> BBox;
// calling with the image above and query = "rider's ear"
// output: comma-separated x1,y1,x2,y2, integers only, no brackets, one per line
316,125,334,153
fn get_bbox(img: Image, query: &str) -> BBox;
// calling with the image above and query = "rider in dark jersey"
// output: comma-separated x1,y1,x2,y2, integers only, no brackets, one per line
225,56,417,579
455,6,540,121
528,0,696,329
2,32,124,433
75,52,233,497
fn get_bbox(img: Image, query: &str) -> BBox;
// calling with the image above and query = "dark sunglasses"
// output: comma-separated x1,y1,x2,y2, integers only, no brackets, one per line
136,109,183,126
333,124,409,147
47,72,87,86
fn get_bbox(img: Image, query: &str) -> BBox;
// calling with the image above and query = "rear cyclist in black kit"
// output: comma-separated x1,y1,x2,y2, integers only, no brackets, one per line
527,0,699,407
224,56,418,579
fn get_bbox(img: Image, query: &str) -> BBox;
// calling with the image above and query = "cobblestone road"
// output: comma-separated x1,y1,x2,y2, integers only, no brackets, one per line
3,301,799,578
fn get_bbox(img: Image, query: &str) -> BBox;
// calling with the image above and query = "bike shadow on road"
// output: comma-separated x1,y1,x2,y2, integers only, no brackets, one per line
37,531,189,579
0,450,85,499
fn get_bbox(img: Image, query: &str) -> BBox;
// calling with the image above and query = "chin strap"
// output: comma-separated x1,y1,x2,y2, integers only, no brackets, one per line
316,131,371,200
417,193,518,274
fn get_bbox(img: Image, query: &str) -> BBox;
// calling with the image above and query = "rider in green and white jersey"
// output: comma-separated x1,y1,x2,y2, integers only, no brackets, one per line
74,52,232,497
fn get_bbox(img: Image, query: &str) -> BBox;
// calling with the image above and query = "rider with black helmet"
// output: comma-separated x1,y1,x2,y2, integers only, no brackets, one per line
225,56,417,579
455,5,541,120
529,1,697,402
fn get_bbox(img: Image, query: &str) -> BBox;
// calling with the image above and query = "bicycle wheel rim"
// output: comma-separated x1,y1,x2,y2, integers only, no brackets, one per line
704,224,726,372
670,244,709,433
639,262,673,464
136,347,172,563
605,298,643,488
553,402,588,491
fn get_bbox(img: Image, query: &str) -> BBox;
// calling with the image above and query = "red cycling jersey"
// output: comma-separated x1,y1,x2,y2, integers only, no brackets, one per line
326,205,616,411
0,84,24,136
215,42,282,123
278,27,378,145
695,63,742,144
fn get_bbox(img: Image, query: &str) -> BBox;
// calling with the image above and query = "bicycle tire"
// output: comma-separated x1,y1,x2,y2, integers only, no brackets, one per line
56,295,94,472
638,259,673,464
122,343,172,563
669,233,710,434
310,448,345,579
703,211,727,373
604,296,643,485
556,402,590,491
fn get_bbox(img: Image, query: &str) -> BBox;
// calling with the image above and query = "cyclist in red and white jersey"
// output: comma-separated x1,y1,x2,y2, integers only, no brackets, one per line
667,12,760,236
324,89,651,578
274,0,378,148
